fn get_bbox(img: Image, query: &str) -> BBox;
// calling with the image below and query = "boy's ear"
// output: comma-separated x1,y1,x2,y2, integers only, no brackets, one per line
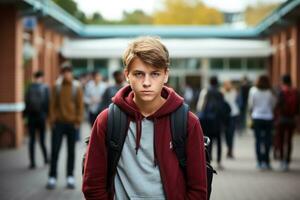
124,69,129,82
164,68,169,84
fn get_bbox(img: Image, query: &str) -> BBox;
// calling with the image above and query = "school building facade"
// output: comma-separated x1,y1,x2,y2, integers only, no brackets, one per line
0,0,299,148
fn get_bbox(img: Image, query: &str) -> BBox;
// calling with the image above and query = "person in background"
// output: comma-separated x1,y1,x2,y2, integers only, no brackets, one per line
98,70,126,112
183,83,194,106
248,75,276,170
274,74,300,171
221,80,240,159
197,76,230,170
237,76,251,133
47,63,84,189
24,70,49,169
84,71,107,126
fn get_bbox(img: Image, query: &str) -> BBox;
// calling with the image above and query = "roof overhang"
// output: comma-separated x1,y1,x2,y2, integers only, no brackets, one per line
79,25,259,39
2,0,299,39
256,0,300,36
61,38,273,59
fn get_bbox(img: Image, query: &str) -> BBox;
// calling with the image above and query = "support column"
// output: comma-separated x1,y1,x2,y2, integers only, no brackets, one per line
43,29,52,85
38,22,45,75
201,58,210,89
290,23,300,89
271,34,280,87
280,31,288,75
24,20,41,86
0,5,24,148
51,32,59,85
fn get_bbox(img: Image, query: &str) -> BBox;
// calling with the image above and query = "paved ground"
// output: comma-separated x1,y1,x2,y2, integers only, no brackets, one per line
0,123,300,200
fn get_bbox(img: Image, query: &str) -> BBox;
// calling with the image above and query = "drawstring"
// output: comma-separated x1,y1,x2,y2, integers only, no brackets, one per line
135,113,142,154
133,113,158,168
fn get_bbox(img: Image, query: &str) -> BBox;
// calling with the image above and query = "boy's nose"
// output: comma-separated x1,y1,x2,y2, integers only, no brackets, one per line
143,75,151,87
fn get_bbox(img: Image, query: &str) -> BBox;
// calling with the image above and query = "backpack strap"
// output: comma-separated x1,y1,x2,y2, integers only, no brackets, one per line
170,103,189,170
106,103,128,190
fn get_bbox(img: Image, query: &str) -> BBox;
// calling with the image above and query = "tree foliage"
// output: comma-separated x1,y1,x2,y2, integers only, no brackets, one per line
121,10,153,24
53,0,87,23
244,2,280,26
153,0,223,25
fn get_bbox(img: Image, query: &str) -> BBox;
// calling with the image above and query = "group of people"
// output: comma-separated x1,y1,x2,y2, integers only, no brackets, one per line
196,74,300,172
249,74,300,171
24,36,299,200
24,63,126,190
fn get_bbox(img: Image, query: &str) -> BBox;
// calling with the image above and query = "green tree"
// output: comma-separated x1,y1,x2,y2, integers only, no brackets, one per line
153,0,223,25
53,0,87,23
121,10,153,24
53,0,78,15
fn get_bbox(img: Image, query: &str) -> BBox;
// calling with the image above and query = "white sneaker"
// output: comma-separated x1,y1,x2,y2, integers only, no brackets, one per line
280,161,289,171
46,177,57,190
66,176,75,189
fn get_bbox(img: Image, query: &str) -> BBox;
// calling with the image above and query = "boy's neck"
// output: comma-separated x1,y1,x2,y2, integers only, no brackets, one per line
133,96,166,117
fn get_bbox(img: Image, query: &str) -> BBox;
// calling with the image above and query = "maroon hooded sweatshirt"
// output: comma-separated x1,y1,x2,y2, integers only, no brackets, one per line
82,85,207,200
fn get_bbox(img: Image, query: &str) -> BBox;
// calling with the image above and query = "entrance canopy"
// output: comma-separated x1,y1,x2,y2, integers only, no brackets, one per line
61,38,273,59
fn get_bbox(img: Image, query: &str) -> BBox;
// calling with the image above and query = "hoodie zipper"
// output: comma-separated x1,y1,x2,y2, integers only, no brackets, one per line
153,118,168,200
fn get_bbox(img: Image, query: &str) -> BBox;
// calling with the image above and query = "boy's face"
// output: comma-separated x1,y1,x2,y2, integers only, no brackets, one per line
63,70,73,82
124,57,169,104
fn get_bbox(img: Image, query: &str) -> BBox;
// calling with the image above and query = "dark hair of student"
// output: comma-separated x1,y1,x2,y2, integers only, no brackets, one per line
256,75,271,90
209,76,219,87
282,74,292,86
34,70,44,79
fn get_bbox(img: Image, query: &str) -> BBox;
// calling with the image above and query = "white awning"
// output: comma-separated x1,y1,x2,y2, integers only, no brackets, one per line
61,38,273,59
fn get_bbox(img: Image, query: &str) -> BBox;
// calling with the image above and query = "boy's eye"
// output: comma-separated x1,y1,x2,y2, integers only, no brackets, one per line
151,72,160,77
134,72,144,78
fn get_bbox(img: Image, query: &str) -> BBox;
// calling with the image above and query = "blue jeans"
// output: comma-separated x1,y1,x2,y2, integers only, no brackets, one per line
252,119,273,166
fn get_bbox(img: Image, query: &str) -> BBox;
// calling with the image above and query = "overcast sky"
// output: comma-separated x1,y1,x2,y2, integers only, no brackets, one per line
74,0,286,20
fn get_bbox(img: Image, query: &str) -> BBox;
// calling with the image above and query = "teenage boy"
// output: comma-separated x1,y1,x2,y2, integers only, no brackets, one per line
82,36,207,199
47,63,84,189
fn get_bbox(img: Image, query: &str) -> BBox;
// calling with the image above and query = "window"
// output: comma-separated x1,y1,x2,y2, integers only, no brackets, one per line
170,58,201,70
71,59,87,76
210,59,224,70
229,58,242,70
247,58,266,70
94,59,108,78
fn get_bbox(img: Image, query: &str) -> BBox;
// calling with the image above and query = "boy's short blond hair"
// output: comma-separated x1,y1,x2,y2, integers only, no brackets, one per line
123,36,170,70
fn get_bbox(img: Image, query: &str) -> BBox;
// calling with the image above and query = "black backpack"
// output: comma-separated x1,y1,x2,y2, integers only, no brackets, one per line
83,103,216,200
199,89,231,128
25,84,46,114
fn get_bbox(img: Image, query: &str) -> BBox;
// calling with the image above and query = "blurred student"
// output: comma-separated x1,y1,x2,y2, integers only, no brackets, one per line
237,76,251,132
98,70,126,112
274,74,300,171
24,70,49,169
221,80,240,159
197,76,230,169
248,75,276,170
84,71,107,126
47,63,84,189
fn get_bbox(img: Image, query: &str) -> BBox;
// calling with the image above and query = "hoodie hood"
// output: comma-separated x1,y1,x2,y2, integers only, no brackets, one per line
112,85,184,154
112,85,184,119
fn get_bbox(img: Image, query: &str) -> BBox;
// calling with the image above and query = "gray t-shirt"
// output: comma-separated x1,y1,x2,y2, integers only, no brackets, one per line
114,119,166,200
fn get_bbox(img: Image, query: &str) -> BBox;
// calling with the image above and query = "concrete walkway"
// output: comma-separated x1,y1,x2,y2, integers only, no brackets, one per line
0,123,300,200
